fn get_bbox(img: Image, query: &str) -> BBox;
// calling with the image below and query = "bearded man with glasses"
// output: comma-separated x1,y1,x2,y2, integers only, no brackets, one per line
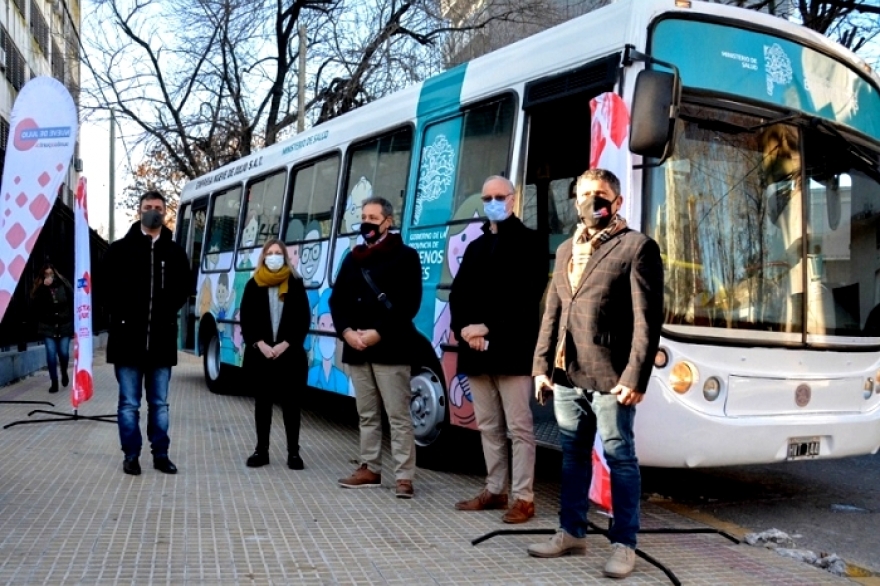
449,175,547,524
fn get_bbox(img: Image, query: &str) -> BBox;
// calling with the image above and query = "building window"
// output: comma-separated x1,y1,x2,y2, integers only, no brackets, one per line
1,27,27,92
30,1,50,57
51,41,65,81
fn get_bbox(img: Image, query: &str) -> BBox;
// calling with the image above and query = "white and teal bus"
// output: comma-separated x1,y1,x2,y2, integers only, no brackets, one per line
176,0,880,467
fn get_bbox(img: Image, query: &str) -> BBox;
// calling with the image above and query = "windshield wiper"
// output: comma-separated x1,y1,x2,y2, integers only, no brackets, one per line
809,117,880,173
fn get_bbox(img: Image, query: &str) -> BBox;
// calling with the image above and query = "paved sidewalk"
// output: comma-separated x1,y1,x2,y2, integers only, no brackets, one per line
0,352,856,585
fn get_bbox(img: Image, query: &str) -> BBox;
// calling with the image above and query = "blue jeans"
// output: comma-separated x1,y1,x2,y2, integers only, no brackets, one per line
43,336,70,383
553,384,641,548
115,365,172,459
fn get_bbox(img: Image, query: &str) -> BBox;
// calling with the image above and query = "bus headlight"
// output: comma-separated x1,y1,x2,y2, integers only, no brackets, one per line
669,361,696,394
703,376,722,401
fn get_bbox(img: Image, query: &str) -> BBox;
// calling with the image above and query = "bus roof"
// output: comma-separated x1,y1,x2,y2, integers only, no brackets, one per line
180,0,879,205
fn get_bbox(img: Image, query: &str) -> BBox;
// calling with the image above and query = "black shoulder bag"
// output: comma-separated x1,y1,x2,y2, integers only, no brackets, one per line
361,268,393,311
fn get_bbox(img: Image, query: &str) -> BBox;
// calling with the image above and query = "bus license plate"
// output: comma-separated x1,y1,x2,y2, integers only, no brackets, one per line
787,437,821,460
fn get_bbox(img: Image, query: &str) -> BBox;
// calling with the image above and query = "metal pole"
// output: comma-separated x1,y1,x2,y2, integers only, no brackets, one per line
108,110,115,242
297,25,306,133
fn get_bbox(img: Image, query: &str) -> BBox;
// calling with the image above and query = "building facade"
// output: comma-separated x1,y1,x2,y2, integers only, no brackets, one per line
1,0,81,206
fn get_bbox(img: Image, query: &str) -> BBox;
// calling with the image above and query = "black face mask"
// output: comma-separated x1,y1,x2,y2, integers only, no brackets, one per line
360,221,385,244
141,209,165,230
577,195,616,230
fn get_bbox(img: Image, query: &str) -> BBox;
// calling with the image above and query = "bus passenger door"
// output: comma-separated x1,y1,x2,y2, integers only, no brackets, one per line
177,199,207,352
519,58,616,447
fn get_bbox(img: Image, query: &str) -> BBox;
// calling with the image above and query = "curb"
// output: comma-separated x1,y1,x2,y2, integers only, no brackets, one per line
647,497,877,582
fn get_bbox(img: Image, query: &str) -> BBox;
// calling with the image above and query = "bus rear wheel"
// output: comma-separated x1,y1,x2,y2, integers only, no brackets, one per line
202,328,227,394
410,369,446,447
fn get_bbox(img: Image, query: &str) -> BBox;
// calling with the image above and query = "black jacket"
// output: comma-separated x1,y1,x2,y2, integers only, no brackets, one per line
329,233,422,365
239,274,310,374
103,222,191,367
33,280,74,338
449,215,547,376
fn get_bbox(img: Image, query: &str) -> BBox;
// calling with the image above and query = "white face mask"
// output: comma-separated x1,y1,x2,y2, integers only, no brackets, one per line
265,254,285,272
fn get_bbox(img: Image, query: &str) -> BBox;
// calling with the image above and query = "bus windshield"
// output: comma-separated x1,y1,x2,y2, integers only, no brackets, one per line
645,102,880,346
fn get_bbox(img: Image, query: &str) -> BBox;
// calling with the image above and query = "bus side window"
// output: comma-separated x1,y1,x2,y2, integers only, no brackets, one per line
285,155,340,288
204,187,243,272
341,127,413,232
236,169,287,268
412,95,516,227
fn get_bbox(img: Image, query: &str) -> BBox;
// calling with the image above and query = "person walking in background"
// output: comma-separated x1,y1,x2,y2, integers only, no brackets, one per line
450,175,547,524
330,196,422,499
528,169,663,579
103,190,191,476
31,263,74,394
239,238,311,470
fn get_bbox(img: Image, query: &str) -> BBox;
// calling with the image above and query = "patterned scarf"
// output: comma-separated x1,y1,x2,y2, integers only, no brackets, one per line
254,264,291,300
568,215,628,293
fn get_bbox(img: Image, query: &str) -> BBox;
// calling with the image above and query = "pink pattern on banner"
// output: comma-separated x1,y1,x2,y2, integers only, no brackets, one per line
0,77,78,321
72,177,94,408
587,92,633,518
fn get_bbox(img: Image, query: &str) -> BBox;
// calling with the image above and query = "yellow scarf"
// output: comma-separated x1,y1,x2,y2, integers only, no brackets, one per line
253,264,290,299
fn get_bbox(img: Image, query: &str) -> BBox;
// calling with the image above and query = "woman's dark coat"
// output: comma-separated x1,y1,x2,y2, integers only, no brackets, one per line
33,279,74,338
239,274,311,375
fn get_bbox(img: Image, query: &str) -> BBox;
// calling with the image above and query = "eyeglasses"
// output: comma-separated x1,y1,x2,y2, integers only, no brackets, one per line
481,192,513,203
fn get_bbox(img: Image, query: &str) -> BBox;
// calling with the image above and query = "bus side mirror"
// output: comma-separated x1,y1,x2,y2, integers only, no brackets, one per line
630,69,680,162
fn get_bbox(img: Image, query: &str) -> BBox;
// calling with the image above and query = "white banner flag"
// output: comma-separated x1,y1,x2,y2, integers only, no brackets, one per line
587,92,633,516
0,77,78,320
72,177,93,408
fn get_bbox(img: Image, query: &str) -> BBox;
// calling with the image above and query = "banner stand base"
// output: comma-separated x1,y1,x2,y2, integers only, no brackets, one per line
3,408,117,429
0,400,56,407
471,521,740,586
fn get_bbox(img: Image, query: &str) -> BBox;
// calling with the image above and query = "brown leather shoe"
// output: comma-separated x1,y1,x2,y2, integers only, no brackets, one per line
395,480,414,499
502,499,535,524
455,489,508,511
338,464,381,488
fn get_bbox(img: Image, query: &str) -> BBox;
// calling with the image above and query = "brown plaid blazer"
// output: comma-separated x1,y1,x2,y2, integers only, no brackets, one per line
532,228,664,394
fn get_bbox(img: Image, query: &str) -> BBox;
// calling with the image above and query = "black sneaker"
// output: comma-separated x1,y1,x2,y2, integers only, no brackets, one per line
123,456,141,476
61,371,69,387
247,451,269,467
287,454,305,470
153,456,178,474
48,382,59,393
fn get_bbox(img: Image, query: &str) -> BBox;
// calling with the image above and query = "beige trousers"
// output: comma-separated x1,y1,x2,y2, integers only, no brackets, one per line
348,363,416,481
468,374,536,502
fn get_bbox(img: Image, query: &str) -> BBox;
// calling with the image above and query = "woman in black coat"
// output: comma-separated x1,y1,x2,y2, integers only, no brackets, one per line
31,264,74,393
239,238,311,469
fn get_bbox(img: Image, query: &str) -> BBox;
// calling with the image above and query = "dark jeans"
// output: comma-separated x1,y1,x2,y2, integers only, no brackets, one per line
251,355,302,455
553,384,641,548
44,336,70,383
115,365,172,459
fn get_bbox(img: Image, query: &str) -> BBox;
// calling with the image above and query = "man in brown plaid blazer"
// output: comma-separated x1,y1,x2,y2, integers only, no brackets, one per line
527,169,664,579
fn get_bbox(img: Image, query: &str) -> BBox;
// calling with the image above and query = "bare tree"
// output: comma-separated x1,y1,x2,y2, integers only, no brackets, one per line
82,0,553,215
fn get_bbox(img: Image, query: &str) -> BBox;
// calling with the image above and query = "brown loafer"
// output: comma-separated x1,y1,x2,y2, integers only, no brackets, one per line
455,489,508,511
502,499,535,524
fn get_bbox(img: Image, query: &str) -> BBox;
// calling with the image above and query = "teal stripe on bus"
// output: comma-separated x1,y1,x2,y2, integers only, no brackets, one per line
417,63,467,118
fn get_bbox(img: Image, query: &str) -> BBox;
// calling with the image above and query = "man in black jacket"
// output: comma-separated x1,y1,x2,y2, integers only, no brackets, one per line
103,190,190,476
330,197,422,499
450,175,547,524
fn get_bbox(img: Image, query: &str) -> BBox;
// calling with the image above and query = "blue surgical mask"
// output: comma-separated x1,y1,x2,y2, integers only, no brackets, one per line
483,199,510,222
